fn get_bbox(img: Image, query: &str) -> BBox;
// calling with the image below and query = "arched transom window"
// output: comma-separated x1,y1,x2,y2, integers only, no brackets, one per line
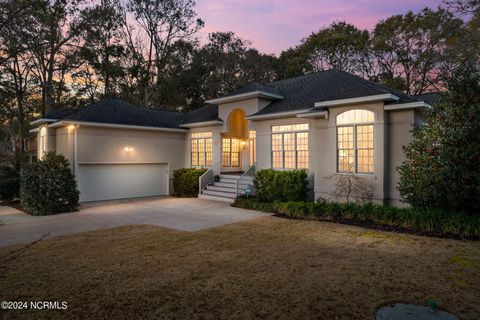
336,110,374,174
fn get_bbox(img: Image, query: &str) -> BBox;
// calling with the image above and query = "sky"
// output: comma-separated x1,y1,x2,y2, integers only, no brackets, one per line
195,0,444,55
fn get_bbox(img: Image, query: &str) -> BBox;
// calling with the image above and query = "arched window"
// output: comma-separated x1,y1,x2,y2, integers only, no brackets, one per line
336,110,374,174
39,127,47,159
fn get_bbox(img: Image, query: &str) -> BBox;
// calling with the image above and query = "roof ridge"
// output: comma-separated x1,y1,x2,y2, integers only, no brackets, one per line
267,69,332,86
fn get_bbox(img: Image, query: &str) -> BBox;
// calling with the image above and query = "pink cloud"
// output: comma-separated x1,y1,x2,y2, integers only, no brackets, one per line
195,0,444,55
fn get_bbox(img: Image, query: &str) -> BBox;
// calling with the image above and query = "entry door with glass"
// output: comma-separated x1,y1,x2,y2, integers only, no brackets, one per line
222,138,241,170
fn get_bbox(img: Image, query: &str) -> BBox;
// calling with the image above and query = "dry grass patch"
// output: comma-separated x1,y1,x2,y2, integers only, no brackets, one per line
1,217,479,319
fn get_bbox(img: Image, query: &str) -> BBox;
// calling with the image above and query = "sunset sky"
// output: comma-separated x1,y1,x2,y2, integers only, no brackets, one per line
195,0,444,55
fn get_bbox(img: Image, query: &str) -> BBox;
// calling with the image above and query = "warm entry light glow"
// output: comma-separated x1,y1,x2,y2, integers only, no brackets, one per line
68,125,76,130
124,146,134,152
241,140,247,150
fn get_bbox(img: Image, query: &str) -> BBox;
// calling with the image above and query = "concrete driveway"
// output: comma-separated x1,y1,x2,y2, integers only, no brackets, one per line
0,197,269,247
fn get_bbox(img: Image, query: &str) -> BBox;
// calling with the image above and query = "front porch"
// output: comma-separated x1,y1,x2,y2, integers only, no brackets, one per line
194,108,257,202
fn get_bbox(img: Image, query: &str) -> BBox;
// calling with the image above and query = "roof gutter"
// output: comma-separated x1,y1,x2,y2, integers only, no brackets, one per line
179,120,223,128
206,91,284,104
296,110,329,119
384,101,431,111
30,118,58,125
48,120,189,133
314,93,399,108
247,109,312,121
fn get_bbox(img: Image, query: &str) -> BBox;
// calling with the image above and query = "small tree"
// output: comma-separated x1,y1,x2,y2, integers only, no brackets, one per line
328,174,375,203
21,152,79,215
398,69,480,213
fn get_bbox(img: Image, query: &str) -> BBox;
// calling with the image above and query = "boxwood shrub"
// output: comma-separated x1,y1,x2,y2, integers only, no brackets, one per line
233,197,480,239
20,152,79,216
173,168,207,197
254,169,308,202
0,164,20,202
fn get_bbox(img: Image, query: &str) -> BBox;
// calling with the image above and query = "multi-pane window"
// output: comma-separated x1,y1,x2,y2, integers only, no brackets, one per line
336,110,374,174
191,132,212,167
249,131,256,166
222,138,240,167
272,123,309,169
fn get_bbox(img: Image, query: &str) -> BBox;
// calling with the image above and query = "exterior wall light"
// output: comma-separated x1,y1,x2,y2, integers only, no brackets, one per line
124,146,133,152
68,125,76,130
241,140,247,150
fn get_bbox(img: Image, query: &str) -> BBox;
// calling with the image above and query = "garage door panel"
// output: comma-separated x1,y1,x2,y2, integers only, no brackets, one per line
78,164,167,202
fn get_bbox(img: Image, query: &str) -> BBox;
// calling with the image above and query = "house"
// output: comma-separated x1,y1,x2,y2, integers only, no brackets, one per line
30,69,435,204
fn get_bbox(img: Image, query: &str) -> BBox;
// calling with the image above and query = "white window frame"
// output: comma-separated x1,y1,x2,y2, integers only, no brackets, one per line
271,124,309,170
191,132,212,167
336,110,374,175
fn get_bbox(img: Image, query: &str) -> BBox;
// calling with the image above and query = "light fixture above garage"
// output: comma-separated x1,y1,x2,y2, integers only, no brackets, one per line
124,146,134,152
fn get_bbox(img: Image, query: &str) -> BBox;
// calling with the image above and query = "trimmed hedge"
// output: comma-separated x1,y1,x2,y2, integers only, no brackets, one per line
21,152,79,216
254,169,308,202
233,197,480,239
173,168,207,197
0,165,20,201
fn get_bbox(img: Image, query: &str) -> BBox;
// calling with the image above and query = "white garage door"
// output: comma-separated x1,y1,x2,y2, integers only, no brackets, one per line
77,164,168,202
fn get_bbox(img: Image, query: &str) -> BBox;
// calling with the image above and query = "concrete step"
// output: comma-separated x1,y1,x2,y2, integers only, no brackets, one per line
219,175,241,181
214,181,236,188
213,181,253,188
202,190,236,198
206,186,236,193
220,175,254,181
198,194,234,203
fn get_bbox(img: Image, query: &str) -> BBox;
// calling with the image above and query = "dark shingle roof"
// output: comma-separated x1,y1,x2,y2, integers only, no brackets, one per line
63,99,186,129
45,108,80,120
412,92,439,105
251,69,417,116
40,70,436,129
181,104,220,125
218,83,283,99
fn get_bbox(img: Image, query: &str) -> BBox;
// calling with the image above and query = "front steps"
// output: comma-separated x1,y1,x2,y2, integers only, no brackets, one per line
198,174,254,203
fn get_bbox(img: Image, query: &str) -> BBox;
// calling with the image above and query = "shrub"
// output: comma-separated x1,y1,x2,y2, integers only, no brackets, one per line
0,165,20,201
233,197,276,212
20,152,79,216
232,197,480,239
173,168,207,197
254,169,308,202
398,93,480,214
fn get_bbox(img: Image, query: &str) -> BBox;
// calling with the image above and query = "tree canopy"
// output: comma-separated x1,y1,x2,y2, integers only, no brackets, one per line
0,0,478,169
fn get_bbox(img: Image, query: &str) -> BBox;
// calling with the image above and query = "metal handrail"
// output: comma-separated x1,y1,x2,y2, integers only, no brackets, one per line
236,162,256,197
198,160,220,195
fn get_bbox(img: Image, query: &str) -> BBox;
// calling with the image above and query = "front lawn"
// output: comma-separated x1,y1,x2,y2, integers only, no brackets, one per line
1,217,479,319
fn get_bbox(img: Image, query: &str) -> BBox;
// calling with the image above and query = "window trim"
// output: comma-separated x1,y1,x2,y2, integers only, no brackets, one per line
249,131,256,166
271,124,309,170
191,132,212,167
335,111,374,175
222,137,241,168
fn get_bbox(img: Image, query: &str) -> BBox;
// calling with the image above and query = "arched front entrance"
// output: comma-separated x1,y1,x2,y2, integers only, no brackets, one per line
221,109,249,172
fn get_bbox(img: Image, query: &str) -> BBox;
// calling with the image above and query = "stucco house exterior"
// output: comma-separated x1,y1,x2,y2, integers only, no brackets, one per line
30,69,434,204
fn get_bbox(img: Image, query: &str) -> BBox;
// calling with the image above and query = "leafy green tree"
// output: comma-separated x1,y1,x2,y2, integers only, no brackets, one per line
275,22,374,80
398,69,480,213
78,0,125,98
302,22,371,75
127,0,204,106
166,32,277,110
372,8,463,94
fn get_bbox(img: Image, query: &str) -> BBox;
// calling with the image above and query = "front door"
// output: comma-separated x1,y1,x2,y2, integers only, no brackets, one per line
222,138,241,172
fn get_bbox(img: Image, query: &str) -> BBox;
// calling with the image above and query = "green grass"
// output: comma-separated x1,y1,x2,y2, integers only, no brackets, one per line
233,197,480,239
